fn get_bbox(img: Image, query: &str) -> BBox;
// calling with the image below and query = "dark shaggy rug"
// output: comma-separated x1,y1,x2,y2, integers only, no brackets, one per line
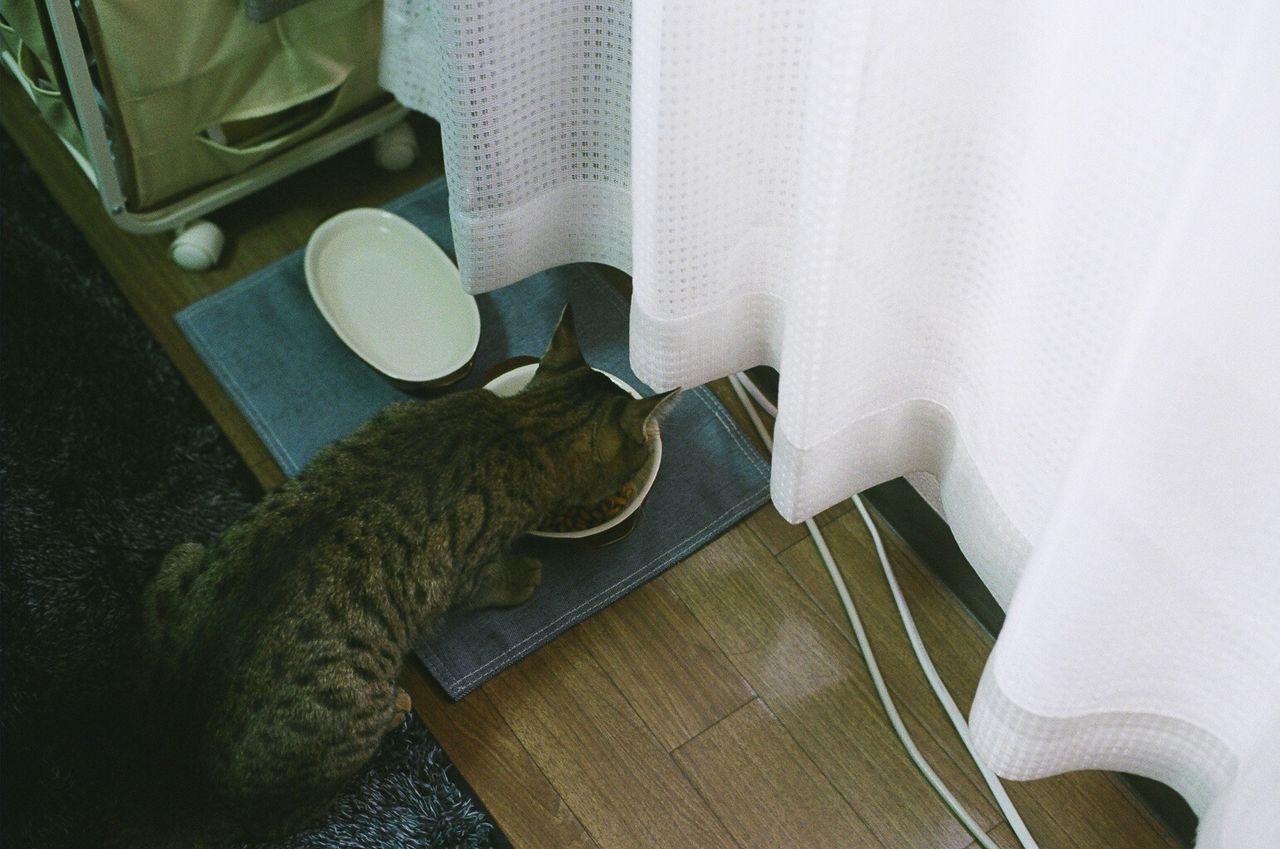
0,128,506,849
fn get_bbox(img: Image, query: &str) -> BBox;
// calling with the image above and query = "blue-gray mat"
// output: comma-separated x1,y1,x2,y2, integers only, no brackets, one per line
175,177,770,699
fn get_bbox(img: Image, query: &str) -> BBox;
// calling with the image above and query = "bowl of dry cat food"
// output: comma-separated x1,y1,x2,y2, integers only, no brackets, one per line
484,358,662,546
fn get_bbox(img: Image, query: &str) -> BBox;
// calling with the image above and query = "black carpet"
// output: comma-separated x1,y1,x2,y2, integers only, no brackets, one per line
0,129,506,849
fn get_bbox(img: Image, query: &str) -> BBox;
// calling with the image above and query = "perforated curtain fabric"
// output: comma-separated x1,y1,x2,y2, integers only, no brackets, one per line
381,2,1280,845
379,0,634,286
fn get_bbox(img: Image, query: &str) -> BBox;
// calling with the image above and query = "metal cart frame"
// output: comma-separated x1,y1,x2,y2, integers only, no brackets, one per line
10,0,410,264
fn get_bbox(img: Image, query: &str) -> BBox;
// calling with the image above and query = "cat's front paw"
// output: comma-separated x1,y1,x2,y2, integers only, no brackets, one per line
500,556,542,607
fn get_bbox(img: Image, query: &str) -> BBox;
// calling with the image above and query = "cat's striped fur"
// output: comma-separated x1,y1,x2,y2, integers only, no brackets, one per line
135,306,677,843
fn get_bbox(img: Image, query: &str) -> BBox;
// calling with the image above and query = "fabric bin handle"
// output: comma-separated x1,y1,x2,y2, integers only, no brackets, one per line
15,39,62,96
194,67,351,158
7,37,90,162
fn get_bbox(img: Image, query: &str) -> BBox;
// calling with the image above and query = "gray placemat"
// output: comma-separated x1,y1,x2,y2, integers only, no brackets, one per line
175,177,771,698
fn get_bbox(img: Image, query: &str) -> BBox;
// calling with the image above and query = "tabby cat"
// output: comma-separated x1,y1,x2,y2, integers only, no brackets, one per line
134,305,678,843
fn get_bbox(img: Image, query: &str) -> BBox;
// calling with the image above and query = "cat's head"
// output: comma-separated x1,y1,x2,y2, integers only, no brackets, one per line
523,305,680,505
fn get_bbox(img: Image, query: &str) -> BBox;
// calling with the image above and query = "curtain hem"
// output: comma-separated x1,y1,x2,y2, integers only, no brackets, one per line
445,181,633,295
971,663,1235,815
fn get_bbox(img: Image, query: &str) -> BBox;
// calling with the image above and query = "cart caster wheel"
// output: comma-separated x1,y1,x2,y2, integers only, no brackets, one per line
374,120,418,171
169,220,224,271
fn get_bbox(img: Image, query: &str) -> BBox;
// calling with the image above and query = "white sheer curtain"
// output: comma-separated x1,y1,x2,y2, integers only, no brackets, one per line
381,2,1280,845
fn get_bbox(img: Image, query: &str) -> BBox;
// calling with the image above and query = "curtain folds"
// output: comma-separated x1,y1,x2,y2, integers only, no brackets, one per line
381,2,1280,844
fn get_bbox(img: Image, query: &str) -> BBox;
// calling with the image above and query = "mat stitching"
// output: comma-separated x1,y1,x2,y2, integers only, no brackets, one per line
694,387,771,477
441,482,768,692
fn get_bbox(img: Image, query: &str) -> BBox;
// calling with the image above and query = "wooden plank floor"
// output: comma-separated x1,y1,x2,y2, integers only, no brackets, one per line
2,73,1183,849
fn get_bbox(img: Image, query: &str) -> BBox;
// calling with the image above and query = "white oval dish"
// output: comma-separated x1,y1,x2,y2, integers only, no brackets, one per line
484,362,662,543
305,209,480,386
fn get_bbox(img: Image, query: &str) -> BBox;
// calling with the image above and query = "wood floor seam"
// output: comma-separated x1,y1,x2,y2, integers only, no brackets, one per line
668,695,763,757
666,740,753,849
671,698,892,849
753,697,894,849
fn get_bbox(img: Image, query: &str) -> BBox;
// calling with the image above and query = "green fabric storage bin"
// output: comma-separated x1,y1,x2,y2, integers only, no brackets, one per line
77,0,387,210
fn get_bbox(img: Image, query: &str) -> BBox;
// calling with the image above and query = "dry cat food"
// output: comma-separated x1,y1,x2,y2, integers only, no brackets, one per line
541,481,637,533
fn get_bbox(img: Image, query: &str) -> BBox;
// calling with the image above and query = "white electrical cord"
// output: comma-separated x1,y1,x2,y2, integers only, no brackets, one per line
736,371,779,418
727,372,1039,849
848,492,1040,849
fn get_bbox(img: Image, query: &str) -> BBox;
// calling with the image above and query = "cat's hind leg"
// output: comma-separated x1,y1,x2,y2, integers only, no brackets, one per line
462,555,542,610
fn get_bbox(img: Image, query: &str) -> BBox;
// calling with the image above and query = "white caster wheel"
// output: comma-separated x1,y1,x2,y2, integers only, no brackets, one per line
169,220,224,271
374,120,418,171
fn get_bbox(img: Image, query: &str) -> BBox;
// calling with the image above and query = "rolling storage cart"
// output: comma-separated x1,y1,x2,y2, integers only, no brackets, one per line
0,0,414,269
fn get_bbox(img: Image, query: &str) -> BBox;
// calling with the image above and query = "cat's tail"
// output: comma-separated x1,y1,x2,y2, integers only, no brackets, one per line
138,542,206,646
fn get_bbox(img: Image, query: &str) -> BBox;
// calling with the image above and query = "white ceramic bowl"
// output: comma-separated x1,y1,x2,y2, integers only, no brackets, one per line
305,209,480,389
484,361,662,544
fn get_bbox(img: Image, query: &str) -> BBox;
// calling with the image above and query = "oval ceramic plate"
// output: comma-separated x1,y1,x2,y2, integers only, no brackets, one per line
305,209,480,386
484,361,662,544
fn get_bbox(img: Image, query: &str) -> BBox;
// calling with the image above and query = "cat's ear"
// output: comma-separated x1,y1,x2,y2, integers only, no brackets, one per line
539,304,586,373
620,388,682,443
